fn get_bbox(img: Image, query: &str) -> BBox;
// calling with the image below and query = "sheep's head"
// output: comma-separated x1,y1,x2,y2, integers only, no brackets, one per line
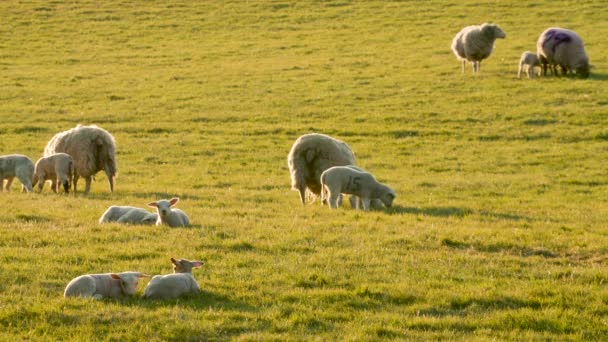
141,213,159,225
147,198,179,219
110,272,150,295
575,60,590,78
171,258,204,273
482,23,506,40
380,189,396,208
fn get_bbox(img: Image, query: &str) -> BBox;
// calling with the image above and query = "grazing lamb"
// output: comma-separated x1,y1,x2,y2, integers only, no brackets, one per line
64,272,150,299
343,165,385,210
0,154,34,192
99,205,158,225
32,153,74,193
537,27,590,78
287,133,356,205
147,198,190,227
144,258,204,300
321,166,396,211
451,23,506,73
44,124,117,194
517,51,541,79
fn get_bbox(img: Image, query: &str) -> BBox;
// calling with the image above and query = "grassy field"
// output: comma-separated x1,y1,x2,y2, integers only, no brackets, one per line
1,0,608,340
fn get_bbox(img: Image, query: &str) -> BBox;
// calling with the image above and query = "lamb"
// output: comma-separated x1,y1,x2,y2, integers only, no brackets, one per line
64,272,150,299
0,154,35,192
537,27,590,78
517,51,541,79
32,153,74,193
451,23,506,73
287,133,356,205
99,205,158,225
147,198,190,227
144,258,204,300
342,165,385,210
44,124,117,194
320,166,396,211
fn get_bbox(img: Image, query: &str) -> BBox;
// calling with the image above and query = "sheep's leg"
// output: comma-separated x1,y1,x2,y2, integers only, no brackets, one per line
63,180,70,194
297,184,306,205
528,66,534,79
108,175,114,193
51,180,58,193
0,178,4,192
517,64,523,78
84,176,92,194
361,198,371,211
73,174,79,193
328,190,340,209
21,179,32,193
337,194,343,207
5,177,14,191
461,60,466,73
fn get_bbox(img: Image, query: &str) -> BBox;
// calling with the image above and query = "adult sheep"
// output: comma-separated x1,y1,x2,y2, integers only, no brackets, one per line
451,23,506,74
44,125,117,194
287,133,356,205
537,27,590,78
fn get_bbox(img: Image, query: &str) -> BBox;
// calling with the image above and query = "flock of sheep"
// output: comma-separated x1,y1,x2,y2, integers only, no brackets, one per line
451,24,591,78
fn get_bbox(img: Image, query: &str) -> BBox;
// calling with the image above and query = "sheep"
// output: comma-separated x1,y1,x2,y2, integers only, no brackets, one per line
451,23,506,73
64,272,150,299
537,27,590,78
287,133,356,205
144,258,204,300
517,51,541,79
32,153,74,194
147,198,190,227
0,154,35,193
320,166,396,211
44,124,117,194
341,165,385,210
99,205,158,225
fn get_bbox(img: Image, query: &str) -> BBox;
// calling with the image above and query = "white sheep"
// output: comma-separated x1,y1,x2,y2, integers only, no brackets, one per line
287,133,356,205
320,166,396,211
517,51,541,79
44,124,117,194
144,258,204,300
0,154,35,193
99,205,158,225
64,272,150,299
537,27,590,78
32,153,74,193
451,23,506,73
147,198,190,227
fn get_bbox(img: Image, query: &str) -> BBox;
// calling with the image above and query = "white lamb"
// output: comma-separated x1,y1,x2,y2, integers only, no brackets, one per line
537,27,590,78
147,198,190,227
451,23,506,73
99,206,158,225
517,51,541,79
0,154,35,192
144,258,204,300
320,166,396,211
64,271,150,299
32,153,74,193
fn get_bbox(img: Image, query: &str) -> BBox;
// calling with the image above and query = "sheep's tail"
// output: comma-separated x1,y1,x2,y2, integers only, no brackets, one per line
288,145,312,205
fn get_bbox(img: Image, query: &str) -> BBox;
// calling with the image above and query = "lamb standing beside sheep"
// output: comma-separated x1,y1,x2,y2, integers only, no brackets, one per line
44,124,117,194
32,153,74,193
537,27,590,78
320,166,396,211
144,258,204,300
99,205,158,225
287,133,356,205
0,154,35,192
451,23,506,74
64,272,150,299
147,198,190,227
517,51,541,79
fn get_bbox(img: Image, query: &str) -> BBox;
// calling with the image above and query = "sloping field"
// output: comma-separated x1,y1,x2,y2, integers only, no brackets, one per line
1,0,607,340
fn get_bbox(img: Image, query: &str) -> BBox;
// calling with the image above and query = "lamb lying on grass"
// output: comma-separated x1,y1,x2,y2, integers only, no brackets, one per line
0,154,35,192
517,51,541,79
147,198,190,227
32,153,74,193
99,205,158,225
321,166,396,211
64,272,150,299
144,258,204,300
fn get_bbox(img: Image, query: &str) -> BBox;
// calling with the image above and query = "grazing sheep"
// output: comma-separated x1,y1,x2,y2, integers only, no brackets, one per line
64,272,150,299
44,124,117,194
287,133,356,205
32,153,74,193
321,166,396,211
517,51,541,79
0,154,34,192
342,165,385,210
537,27,590,78
147,198,190,227
144,258,204,300
451,23,506,73
99,205,158,225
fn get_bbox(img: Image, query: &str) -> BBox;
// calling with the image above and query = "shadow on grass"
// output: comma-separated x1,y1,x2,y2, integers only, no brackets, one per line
416,295,542,318
385,205,530,221
116,290,257,312
440,238,557,258
589,72,608,81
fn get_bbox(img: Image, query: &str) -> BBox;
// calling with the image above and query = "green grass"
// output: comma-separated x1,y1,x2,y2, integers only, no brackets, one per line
1,0,608,340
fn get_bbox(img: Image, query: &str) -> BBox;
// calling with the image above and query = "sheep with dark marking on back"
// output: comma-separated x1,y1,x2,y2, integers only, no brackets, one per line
44,124,117,194
451,23,506,74
537,27,590,78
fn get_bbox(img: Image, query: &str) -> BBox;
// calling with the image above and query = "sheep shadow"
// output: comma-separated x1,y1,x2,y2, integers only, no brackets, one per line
131,191,203,201
589,72,608,81
115,290,257,312
386,205,530,221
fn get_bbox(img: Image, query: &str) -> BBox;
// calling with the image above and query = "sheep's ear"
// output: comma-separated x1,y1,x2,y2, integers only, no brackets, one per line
171,257,178,264
110,274,121,280
147,202,158,208
138,273,151,278
169,198,179,206
192,261,204,268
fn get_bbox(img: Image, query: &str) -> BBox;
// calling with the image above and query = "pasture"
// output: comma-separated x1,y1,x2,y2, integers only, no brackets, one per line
1,0,607,340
